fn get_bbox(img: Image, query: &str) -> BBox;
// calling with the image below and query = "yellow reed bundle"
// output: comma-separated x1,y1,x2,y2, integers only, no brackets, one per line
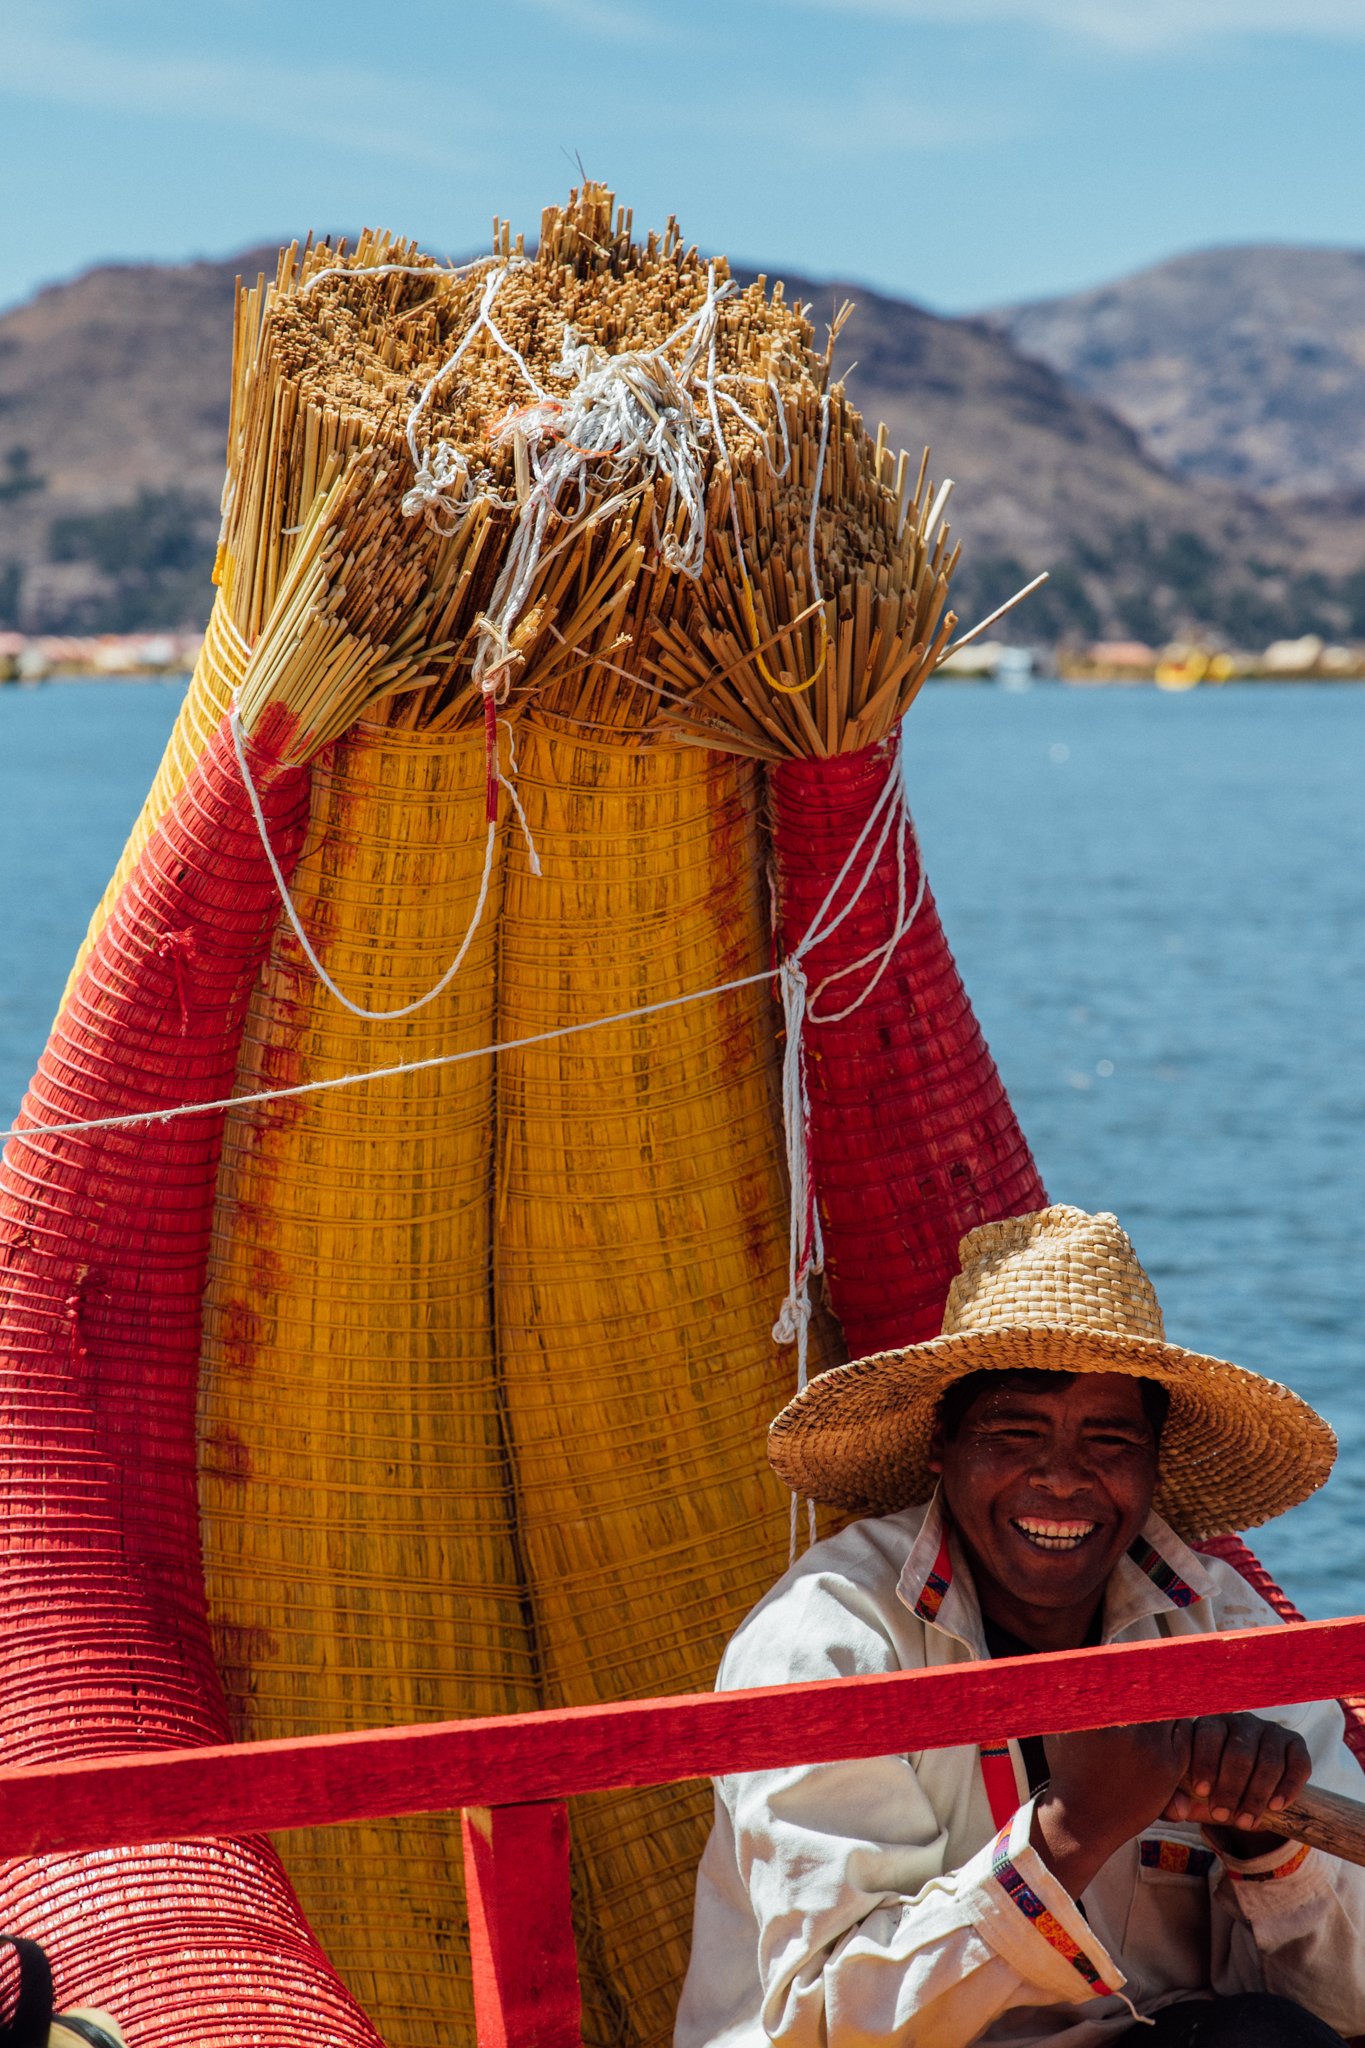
60,181,969,2044
181,188,900,2031
495,710,844,2047
186,194,740,2034
62,211,654,995
197,722,528,2046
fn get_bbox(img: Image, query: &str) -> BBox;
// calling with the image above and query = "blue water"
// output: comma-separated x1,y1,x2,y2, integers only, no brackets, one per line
1,678,1363,1618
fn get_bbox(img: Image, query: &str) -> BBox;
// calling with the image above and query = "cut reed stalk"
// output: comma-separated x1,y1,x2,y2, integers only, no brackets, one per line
649,410,960,760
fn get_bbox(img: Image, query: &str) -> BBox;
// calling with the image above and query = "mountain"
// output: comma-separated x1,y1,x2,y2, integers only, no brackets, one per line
0,242,1361,645
990,245,1365,502
744,270,1349,647
0,247,277,633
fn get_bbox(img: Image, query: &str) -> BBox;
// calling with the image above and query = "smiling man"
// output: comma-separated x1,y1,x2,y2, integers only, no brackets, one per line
674,1206,1363,2048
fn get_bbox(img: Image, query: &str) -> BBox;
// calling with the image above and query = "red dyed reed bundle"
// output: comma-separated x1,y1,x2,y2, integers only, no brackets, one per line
0,712,381,2044
769,733,1046,1355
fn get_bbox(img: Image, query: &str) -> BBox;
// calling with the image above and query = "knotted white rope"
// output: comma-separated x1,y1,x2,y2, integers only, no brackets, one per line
0,967,782,1152
771,727,926,1559
398,262,529,535
774,948,823,1557
464,263,736,705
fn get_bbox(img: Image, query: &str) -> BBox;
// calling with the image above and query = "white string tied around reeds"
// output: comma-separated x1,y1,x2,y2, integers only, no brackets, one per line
227,697,539,1024
219,256,807,1024
466,264,739,699
772,726,926,1557
394,259,810,706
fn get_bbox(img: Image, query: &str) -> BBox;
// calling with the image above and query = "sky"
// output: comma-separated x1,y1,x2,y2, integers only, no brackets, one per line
4,0,1365,317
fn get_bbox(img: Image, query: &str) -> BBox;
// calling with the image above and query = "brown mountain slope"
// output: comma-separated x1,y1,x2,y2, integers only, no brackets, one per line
751,269,1331,645
990,244,1365,501
0,247,277,631
0,242,1359,643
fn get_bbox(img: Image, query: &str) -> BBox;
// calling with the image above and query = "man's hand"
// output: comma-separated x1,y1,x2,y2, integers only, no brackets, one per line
1032,1721,1194,1897
1029,1714,1311,1896
1162,1713,1311,1860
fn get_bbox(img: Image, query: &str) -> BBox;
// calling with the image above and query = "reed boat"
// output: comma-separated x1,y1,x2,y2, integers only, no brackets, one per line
1,185,1363,2048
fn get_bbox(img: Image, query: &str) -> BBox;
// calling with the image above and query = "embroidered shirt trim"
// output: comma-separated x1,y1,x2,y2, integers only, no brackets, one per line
914,1527,953,1623
990,1824,1118,1997
1127,1536,1199,1608
979,1742,1021,1831
1140,1838,1217,1877
1227,1842,1311,1883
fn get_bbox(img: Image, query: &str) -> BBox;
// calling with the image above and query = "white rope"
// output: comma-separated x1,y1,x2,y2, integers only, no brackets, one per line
807,738,926,1024
0,733,922,1155
0,968,781,1150
229,701,501,1022
299,256,500,299
772,728,925,1559
775,948,822,1561
399,263,529,535
466,263,736,702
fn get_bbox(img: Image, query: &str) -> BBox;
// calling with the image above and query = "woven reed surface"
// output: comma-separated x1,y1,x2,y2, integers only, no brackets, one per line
198,724,536,2045
496,720,842,2047
59,595,245,1009
770,736,1046,1354
0,720,381,2042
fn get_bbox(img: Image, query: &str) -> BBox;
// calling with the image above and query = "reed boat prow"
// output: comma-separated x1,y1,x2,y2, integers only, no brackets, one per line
1,183,1359,2048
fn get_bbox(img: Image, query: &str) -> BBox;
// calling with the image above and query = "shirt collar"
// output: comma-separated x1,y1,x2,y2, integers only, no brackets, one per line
897,1488,1219,1657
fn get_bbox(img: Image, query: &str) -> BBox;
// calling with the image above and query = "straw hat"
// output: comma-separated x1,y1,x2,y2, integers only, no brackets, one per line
768,1205,1336,1539
50,2015,125,2048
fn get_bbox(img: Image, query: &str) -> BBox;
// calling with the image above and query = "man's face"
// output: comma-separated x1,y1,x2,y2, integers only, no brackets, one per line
929,1372,1160,1644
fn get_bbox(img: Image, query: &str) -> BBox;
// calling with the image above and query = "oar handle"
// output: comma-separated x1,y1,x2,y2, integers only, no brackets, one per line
1258,1784,1365,1868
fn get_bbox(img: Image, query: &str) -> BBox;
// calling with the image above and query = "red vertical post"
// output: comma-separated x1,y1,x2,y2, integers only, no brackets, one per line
462,1801,583,2048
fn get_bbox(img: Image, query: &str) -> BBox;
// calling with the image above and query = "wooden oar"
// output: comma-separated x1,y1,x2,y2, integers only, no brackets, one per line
1258,1784,1365,1868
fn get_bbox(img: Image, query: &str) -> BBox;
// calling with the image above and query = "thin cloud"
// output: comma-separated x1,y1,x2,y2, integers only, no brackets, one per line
788,0,1365,48
514,0,676,44
1,3,496,168
683,80,1028,156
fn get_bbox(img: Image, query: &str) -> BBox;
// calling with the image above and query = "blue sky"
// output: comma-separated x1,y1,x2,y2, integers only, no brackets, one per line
4,0,1364,316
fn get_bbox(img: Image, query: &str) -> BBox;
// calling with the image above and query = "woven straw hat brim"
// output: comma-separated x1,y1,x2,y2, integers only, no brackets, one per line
50,2015,126,2048
767,1325,1337,1540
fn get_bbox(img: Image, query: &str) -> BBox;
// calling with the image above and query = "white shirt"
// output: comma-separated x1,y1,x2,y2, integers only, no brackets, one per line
675,1493,1365,2047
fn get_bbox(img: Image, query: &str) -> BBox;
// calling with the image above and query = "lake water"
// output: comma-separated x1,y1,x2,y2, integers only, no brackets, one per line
1,679,1363,1618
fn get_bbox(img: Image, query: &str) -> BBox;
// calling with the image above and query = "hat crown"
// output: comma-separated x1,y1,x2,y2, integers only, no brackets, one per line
942,1204,1166,1344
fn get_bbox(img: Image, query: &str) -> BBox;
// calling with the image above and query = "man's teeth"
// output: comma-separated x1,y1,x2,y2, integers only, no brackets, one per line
1013,1518,1096,1551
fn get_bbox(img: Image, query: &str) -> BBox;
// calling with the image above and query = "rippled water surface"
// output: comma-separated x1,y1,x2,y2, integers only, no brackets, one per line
2,678,1363,1615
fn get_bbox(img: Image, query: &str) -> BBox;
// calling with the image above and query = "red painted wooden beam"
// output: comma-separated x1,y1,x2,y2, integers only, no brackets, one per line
463,1803,581,2048
0,1616,1361,1858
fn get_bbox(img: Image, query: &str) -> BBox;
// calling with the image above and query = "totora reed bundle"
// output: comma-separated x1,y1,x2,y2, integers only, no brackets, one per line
651,399,1048,1353
8,181,1056,2044
187,189,855,2045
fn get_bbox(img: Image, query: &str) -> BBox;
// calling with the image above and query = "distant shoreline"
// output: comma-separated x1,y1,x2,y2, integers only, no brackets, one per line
6,669,1365,694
